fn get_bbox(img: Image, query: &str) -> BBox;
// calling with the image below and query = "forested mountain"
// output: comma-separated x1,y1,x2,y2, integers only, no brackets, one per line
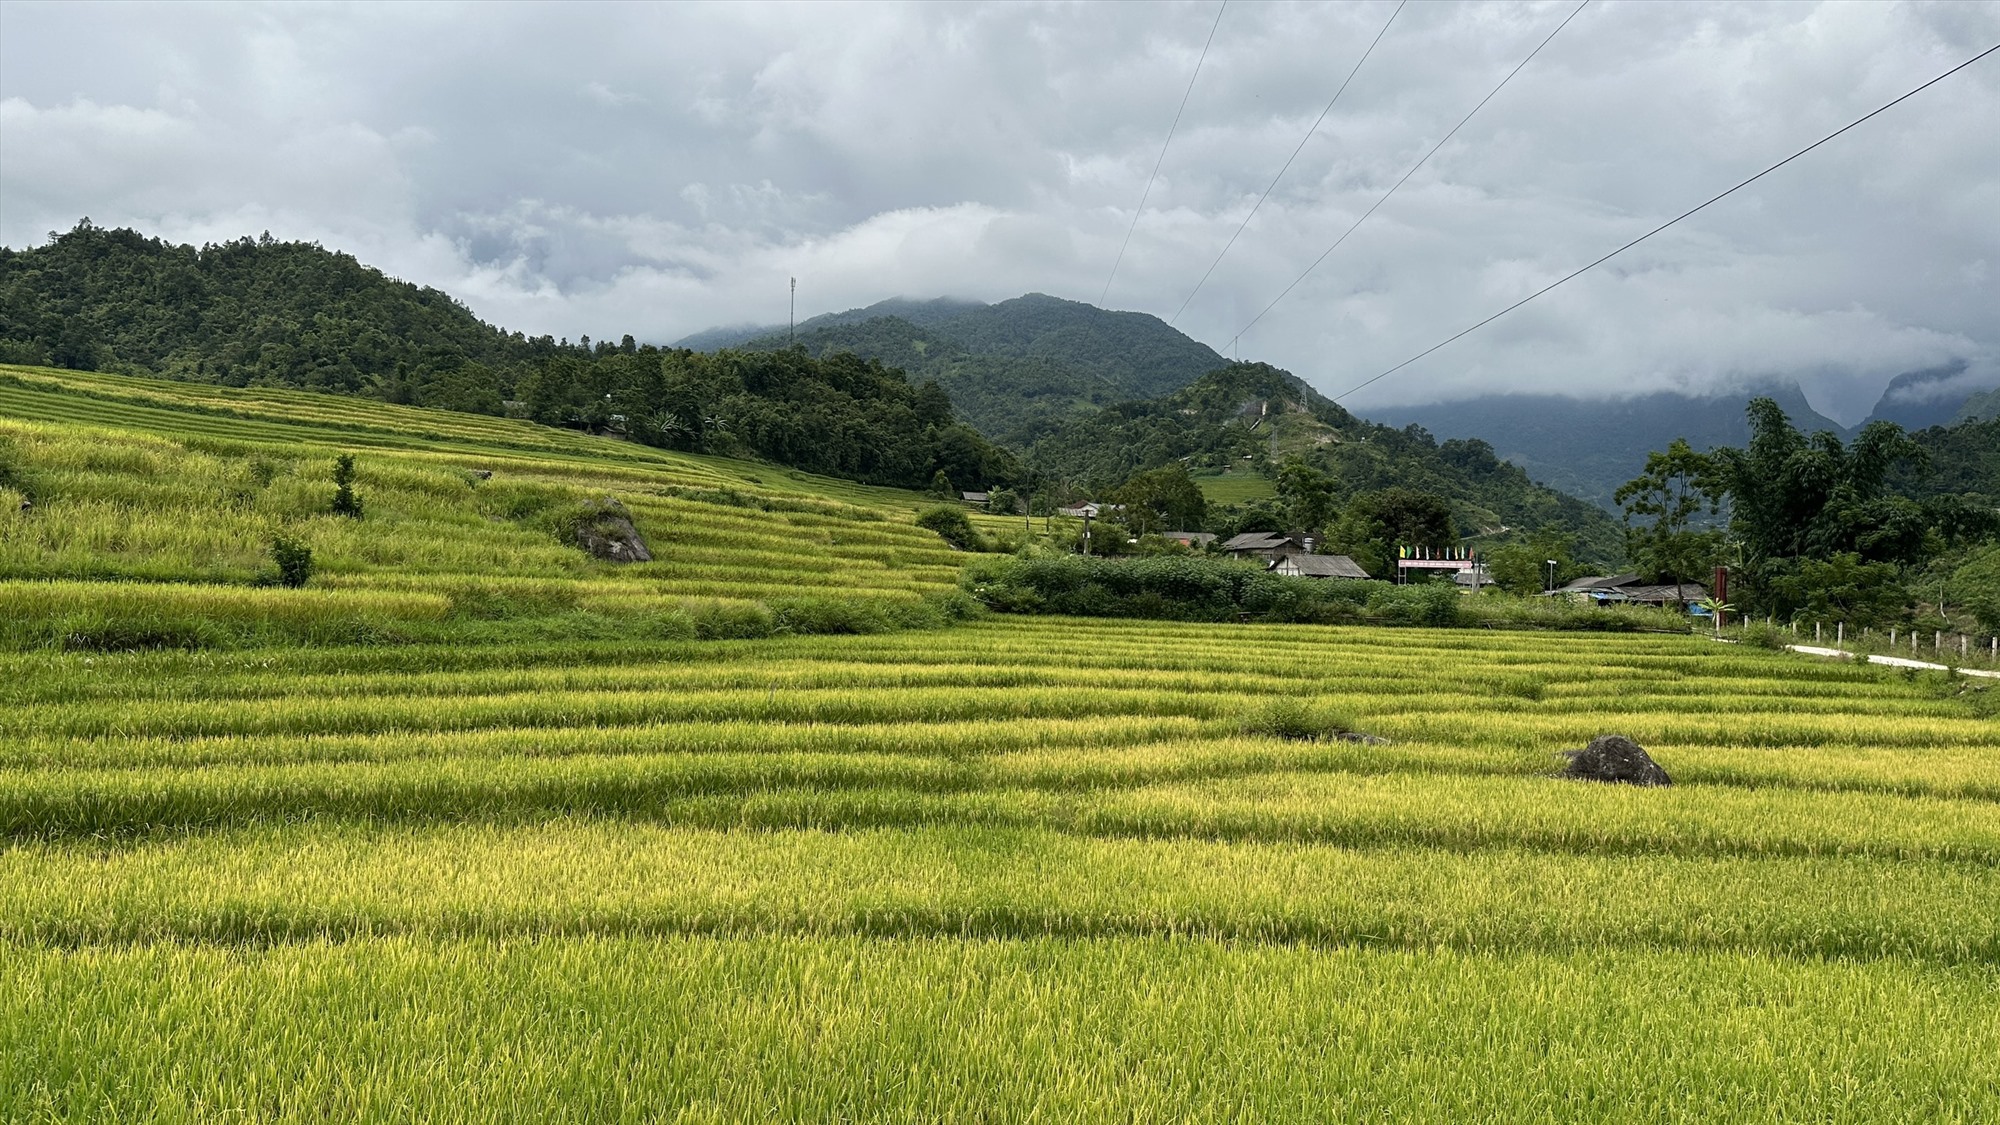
0,221,1018,489
686,293,1227,445
1032,362,1627,567
1371,384,1848,510
734,315,1125,445
0,221,520,389
689,293,1223,399
1893,416,2000,501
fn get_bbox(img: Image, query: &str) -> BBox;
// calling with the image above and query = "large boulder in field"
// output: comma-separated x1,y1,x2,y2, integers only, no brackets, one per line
570,498,652,563
1559,734,1671,787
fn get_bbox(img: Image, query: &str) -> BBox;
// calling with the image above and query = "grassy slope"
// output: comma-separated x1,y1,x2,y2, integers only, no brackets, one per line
1191,467,1278,505
2,365,1996,1120
0,363,986,645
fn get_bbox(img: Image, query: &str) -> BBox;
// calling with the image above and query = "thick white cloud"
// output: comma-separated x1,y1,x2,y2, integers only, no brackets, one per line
2,0,1995,422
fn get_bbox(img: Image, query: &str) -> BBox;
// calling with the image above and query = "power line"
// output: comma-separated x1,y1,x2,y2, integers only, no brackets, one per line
1169,1,1406,326
1101,0,1227,308
1230,0,1591,352
1332,39,2000,404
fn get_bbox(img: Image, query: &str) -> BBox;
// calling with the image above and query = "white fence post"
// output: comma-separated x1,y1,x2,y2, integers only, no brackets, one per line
1837,622,1844,645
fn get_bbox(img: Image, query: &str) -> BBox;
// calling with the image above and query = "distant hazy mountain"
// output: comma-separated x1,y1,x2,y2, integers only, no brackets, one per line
695,293,1228,445
1857,361,1995,432
1953,387,2000,425
1368,384,1846,511
672,322,785,352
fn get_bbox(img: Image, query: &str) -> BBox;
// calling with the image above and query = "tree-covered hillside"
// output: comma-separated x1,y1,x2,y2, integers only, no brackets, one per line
0,221,518,390
0,222,1018,490
701,293,1227,445
1032,363,1626,567
708,293,1224,402
737,315,1126,446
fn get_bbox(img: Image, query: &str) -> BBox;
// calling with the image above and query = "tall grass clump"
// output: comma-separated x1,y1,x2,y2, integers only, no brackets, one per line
1238,698,1358,741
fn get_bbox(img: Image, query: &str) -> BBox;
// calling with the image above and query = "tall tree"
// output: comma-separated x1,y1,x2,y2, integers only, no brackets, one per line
1110,463,1207,536
1274,455,1338,537
1613,438,1724,589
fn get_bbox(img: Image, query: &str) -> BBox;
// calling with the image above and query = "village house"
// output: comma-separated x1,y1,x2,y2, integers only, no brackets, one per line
1268,553,1371,580
1221,531,1301,561
1548,573,1709,610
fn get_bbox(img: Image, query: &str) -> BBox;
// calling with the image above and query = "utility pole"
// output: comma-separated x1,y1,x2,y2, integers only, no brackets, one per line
789,277,796,344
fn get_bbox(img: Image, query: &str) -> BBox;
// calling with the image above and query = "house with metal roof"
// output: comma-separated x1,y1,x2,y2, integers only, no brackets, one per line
1545,573,1644,596
1221,531,1300,560
1597,582,1710,608
1269,553,1371,580
1547,573,1708,609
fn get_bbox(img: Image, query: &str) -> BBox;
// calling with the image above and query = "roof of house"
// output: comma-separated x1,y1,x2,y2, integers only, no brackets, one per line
1452,566,1494,586
1223,531,1292,551
1550,572,1644,594
961,491,990,502
1601,583,1709,604
1271,553,1371,579
1164,531,1217,544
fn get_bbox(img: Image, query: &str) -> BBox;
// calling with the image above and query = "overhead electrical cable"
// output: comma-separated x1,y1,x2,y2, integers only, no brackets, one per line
1331,39,2000,404
1168,0,1406,326
1101,0,1227,307
1229,0,1591,352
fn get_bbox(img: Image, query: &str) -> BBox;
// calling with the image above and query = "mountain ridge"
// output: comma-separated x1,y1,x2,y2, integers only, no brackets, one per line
1371,384,1850,510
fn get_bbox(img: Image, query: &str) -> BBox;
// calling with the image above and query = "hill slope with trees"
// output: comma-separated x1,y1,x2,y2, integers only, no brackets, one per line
0,222,1018,490
1029,362,1627,572
692,294,1227,446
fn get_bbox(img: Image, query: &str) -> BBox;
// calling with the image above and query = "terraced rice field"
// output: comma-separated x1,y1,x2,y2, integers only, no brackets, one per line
0,364,990,647
4,618,1997,1121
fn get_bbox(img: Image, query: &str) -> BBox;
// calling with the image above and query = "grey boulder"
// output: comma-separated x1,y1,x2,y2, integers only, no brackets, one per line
1559,734,1671,787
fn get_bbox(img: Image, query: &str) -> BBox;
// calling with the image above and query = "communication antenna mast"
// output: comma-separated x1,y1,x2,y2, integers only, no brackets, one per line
789,277,797,344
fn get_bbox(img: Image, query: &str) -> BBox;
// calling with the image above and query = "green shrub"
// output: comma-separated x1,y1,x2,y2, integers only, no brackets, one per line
270,535,314,589
1740,622,1790,650
330,453,363,518
916,505,980,551
922,589,986,623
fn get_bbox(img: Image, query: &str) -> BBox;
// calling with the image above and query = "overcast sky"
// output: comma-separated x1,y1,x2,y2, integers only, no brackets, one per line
3,0,1996,421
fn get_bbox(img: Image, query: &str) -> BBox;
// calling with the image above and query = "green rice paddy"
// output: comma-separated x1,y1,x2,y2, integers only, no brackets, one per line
2,365,1996,1121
